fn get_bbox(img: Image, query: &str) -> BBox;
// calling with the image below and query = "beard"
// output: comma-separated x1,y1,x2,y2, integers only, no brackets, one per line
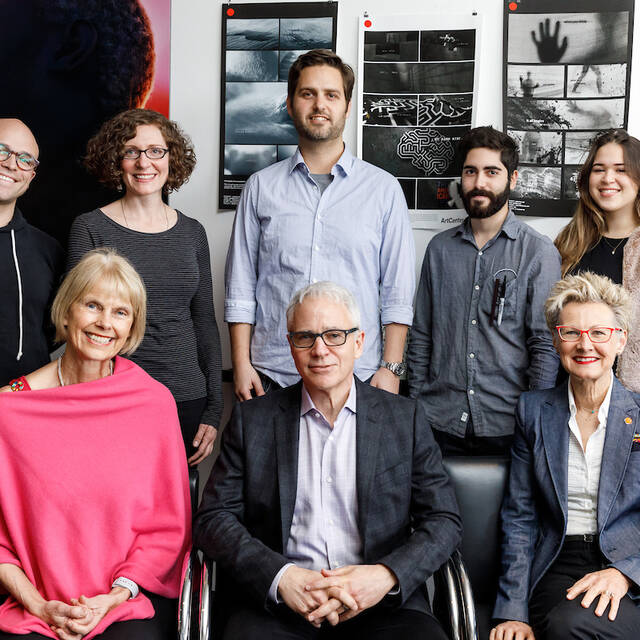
290,110,347,143
462,183,511,219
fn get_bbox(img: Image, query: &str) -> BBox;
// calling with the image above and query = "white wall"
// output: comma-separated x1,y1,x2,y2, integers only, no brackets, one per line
169,0,640,374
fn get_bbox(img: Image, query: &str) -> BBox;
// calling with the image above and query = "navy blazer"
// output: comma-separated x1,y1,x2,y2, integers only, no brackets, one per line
494,377,640,623
194,378,461,613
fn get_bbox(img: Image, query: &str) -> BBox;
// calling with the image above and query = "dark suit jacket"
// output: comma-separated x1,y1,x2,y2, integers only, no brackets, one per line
494,378,640,623
194,377,461,613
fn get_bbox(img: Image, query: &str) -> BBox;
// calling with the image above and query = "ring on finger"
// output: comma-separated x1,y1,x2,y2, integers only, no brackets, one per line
605,591,614,597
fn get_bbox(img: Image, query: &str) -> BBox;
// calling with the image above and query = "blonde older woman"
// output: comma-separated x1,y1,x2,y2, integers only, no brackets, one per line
0,248,190,640
491,272,640,640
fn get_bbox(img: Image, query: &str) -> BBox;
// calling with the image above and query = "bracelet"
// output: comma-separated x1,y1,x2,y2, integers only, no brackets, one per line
111,576,139,599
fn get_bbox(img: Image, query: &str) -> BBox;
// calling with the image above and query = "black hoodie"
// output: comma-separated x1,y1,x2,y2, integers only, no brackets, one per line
0,208,64,385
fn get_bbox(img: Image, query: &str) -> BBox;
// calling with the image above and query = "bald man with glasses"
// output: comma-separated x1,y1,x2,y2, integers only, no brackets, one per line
0,118,63,386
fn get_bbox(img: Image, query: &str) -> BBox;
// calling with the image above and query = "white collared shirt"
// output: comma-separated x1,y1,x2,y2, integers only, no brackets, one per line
269,379,362,601
566,373,613,536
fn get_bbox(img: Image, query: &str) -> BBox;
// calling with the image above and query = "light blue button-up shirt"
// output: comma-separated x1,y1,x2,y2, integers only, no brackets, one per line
224,147,415,386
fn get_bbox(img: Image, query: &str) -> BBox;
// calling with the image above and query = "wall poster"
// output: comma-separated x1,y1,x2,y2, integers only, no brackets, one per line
219,2,338,210
357,12,482,229
504,0,634,217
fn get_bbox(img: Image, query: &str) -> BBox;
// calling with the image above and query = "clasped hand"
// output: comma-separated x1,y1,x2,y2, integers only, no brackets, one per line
39,589,130,640
278,564,397,628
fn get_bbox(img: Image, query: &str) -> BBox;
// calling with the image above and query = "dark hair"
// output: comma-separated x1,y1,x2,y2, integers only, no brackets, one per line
555,129,640,275
34,0,155,116
84,109,196,194
456,126,519,177
287,49,355,103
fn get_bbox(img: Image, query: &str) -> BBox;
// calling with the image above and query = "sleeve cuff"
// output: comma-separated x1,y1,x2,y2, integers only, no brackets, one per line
268,563,294,604
112,576,139,599
224,298,257,324
380,304,414,326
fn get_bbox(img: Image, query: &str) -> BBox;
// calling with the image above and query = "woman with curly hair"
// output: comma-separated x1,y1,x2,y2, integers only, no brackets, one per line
67,109,222,466
555,129,640,392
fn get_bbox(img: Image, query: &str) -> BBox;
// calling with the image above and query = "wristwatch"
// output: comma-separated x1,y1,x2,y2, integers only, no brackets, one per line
380,360,406,377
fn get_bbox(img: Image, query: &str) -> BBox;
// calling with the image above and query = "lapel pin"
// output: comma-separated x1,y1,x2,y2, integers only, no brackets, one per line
625,417,633,424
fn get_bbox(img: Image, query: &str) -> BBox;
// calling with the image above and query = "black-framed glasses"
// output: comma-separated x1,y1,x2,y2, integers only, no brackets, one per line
289,327,359,349
122,147,169,160
0,143,39,171
555,326,623,343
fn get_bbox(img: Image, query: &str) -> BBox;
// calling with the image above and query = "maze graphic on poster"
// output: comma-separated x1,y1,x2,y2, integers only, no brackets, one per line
219,2,337,210
503,0,634,217
357,13,480,223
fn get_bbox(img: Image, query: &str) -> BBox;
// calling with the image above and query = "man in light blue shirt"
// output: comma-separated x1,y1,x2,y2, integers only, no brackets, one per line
225,50,415,400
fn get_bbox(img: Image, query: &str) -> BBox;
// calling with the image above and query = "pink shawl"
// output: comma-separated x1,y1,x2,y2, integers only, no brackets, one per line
0,356,191,638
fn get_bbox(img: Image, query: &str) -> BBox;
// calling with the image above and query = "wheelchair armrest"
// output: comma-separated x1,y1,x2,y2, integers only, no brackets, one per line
178,549,194,640
434,555,463,640
448,549,478,640
198,556,214,640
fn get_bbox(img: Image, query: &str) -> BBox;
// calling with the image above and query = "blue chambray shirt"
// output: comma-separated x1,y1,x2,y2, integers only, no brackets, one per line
225,147,415,387
407,212,561,438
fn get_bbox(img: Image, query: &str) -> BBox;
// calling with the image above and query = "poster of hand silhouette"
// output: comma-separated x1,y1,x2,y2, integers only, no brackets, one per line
503,0,634,217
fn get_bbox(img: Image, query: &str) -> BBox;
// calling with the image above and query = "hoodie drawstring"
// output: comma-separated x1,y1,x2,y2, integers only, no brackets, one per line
10,229,23,361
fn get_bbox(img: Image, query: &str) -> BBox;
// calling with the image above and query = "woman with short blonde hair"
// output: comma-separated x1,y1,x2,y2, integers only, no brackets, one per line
492,272,640,640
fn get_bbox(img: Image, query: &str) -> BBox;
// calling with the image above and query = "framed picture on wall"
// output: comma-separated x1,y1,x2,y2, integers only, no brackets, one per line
219,2,338,210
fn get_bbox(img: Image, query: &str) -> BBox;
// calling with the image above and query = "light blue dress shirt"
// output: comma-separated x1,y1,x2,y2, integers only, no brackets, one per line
224,147,415,387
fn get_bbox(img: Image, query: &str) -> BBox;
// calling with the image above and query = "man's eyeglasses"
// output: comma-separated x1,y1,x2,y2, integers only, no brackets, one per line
289,328,359,349
555,326,623,343
122,147,169,160
0,144,39,171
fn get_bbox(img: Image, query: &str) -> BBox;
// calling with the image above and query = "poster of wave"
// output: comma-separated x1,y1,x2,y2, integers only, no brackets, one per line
0,0,171,247
219,2,338,210
503,0,634,217
357,12,481,229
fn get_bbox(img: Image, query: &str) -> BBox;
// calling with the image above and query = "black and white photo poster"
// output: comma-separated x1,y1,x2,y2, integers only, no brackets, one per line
220,2,337,209
357,12,481,228
503,0,634,217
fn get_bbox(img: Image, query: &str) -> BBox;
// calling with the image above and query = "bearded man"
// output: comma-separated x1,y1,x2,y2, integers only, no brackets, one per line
407,126,561,455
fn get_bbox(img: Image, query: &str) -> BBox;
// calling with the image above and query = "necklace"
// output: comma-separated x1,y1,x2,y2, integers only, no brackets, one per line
57,356,113,387
601,236,627,255
120,199,169,231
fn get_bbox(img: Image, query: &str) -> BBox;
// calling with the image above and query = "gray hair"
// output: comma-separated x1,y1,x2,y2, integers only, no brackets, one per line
286,281,361,330
544,271,631,333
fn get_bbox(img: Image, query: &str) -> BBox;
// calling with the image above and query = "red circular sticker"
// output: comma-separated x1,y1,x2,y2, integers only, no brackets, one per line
364,19,372,28
508,2,517,10
227,7,235,16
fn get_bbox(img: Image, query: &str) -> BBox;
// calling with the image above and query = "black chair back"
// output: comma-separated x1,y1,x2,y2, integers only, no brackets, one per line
443,457,510,640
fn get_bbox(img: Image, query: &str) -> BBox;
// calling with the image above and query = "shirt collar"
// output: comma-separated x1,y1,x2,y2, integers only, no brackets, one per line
568,370,614,427
288,144,353,177
454,209,519,242
300,377,357,418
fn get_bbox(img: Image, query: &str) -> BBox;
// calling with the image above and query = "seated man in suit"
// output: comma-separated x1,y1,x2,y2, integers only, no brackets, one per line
194,281,461,639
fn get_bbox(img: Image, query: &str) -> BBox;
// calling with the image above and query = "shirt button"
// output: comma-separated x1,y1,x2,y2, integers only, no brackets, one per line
474,285,480,290
312,278,318,283
314,245,320,251
469,353,475,359
317,214,322,220
478,251,483,256
326,476,333,483
471,319,477,325
329,519,335,526
469,389,475,395
314,412,320,419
